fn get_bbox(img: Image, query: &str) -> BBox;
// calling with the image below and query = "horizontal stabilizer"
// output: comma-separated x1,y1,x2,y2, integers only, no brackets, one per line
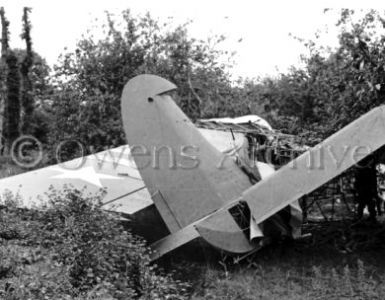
242,105,385,225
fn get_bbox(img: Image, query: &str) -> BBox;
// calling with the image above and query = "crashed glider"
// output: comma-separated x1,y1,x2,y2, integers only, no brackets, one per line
121,74,385,259
2,74,385,260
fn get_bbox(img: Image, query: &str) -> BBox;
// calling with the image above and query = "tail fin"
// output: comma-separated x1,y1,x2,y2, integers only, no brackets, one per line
121,75,252,232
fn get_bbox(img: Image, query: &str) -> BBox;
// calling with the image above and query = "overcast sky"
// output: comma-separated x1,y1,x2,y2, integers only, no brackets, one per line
1,0,385,79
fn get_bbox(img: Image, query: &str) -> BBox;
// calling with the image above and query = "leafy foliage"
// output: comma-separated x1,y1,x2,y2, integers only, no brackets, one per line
49,9,385,151
248,9,385,144
0,187,189,299
2,51,21,154
2,7,385,300
51,11,238,151
0,7,52,153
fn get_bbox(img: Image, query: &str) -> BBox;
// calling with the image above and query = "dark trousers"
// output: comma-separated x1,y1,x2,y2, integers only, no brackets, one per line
357,192,377,219
376,195,383,216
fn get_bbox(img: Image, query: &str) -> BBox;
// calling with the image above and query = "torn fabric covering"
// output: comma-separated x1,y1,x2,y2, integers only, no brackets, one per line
200,127,302,240
201,115,273,131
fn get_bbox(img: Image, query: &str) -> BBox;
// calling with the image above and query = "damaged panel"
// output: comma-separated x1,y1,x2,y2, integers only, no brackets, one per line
243,106,385,225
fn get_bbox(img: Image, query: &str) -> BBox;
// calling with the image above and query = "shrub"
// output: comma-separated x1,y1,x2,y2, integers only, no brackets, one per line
0,186,189,299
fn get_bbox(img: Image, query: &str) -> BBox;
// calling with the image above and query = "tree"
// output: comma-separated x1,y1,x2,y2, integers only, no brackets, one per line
13,48,52,143
51,8,385,152
20,7,34,134
51,10,236,151
295,9,385,138
235,9,385,145
3,51,21,154
0,8,51,152
0,6,9,152
0,8,21,154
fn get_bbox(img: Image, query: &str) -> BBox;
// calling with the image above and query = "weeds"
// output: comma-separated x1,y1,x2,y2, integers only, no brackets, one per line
0,187,189,299
1,177,385,299
191,255,385,299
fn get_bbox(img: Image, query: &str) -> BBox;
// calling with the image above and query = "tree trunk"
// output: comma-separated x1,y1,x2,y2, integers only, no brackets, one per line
0,7,10,154
20,7,34,134
3,51,20,154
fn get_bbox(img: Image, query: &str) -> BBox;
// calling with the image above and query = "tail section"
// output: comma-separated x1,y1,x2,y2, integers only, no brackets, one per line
121,75,252,232
122,75,385,260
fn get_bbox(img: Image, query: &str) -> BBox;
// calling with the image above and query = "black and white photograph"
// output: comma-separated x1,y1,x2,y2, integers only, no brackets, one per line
1,0,385,299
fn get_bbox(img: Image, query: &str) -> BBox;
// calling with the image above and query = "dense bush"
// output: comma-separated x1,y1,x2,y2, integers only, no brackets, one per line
0,186,189,299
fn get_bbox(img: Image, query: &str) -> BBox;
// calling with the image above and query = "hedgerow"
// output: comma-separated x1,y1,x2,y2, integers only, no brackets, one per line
0,186,189,299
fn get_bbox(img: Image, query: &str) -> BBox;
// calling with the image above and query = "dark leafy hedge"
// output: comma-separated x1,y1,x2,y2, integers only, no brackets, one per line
0,186,189,299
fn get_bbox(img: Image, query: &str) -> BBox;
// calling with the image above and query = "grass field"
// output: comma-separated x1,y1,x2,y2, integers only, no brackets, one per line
155,219,385,299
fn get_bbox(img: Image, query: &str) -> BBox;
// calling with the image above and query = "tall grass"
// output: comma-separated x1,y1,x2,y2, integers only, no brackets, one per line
191,259,384,299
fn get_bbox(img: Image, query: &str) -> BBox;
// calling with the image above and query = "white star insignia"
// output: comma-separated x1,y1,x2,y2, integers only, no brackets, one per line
50,166,123,187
